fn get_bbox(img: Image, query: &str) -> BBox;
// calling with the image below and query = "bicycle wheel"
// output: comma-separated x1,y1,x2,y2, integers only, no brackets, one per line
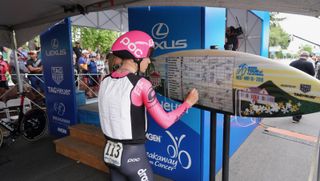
20,108,48,141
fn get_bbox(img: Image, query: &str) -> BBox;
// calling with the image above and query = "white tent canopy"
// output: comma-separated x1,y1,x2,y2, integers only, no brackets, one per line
71,8,128,32
0,0,138,48
1,0,320,48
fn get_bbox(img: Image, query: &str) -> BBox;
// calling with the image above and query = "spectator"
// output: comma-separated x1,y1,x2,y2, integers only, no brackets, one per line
26,50,44,92
107,52,122,73
224,26,243,51
28,40,38,51
0,52,9,89
96,53,105,75
88,53,98,97
9,48,29,84
289,51,315,123
73,41,82,71
315,55,320,80
95,44,101,54
78,50,90,94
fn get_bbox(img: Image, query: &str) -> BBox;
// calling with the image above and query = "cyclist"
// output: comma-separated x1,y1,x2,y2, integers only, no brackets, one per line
98,30,199,181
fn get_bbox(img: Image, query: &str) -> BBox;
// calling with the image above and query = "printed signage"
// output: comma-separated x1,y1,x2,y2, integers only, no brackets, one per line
145,94,202,180
40,18,77,137
128,6,202,56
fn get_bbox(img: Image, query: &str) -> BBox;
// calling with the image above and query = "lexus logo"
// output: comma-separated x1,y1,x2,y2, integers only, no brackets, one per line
51,39,59,49
152,23,169,40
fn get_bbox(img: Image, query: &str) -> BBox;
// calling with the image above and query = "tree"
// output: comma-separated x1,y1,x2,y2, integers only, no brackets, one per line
299,44,313,54
269,13,290,50
72,26,119,54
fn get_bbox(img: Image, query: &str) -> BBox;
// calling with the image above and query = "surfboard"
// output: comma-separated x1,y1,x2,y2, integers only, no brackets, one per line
151,50,320,117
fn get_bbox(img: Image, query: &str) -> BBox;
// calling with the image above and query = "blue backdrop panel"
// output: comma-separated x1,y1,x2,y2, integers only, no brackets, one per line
129,6,203,56
145,94,204,180
40,18,77,137
204,7,226,50
251,10,270,57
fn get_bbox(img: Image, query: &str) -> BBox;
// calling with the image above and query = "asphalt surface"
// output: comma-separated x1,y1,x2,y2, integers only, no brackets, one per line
216,112,320,181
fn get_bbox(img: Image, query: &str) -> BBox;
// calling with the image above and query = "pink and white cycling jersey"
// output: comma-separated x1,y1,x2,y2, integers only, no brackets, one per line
98,71,190,144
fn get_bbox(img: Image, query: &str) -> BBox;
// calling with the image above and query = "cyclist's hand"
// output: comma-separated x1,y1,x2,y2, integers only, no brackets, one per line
185,88,199,107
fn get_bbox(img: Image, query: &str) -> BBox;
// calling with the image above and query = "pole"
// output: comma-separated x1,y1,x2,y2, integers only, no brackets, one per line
12,30,23,94
210,111,216,181
222,114,231,181
317,130,320,181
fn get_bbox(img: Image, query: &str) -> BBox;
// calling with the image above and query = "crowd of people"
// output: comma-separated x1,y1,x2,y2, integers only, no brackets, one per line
0,40,124,99
73,42,122,98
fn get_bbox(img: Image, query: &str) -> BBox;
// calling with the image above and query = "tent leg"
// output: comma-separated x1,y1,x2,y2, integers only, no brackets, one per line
12,30,23,95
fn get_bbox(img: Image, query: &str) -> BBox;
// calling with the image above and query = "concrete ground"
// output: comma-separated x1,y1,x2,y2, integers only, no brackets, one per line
216,112,320,181
0,113,319,181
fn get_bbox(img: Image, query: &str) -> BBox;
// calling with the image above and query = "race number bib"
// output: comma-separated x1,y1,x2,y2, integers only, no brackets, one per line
103,140,123,167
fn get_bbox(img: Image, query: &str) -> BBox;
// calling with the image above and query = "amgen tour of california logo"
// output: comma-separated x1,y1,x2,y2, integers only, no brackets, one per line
51,67,64,85
165,131,192,169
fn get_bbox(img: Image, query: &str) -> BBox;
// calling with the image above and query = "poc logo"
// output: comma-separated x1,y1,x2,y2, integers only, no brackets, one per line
146,133,161,143
151,23,187,50
51,39,59,49
127,158,140,163
137,169,149,181
120,37,144,58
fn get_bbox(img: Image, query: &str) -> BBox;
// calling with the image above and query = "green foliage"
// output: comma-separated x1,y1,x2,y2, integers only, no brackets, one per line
270,25,290,49
269,13,290,50
72,26,119,53
299,44,313,54
270,12,286,27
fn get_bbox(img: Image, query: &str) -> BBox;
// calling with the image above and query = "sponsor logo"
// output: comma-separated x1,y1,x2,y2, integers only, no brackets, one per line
146,133,161,143
45,38,67,56
54,102,66,116
57,127,67,134
300,84,311,93
160,101,188,114
152,23,169,39
137,169,149,181
127,158,140,163
151,23,187,50
293,93,315,99
51,39,59,49
51,67,64,85
146,131,192,171
236,64,264,82
120,37,144,58
47,86,71,95
280,84,296,88
166,131,192,169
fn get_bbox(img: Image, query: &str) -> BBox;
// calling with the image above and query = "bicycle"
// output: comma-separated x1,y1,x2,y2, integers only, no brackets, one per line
0,92,48,148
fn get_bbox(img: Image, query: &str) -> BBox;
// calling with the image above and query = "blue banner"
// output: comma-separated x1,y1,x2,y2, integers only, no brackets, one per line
40,18,77,137
129,7,203,56
145,94,203,180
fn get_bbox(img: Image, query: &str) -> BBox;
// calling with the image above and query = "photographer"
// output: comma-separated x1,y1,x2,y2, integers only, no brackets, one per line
224,26,243,51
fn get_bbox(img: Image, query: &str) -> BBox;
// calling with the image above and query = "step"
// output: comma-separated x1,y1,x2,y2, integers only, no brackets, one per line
69,124,106,147
54,136,109,173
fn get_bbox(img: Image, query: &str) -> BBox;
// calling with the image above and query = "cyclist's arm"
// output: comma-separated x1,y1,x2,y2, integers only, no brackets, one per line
132,78,190,129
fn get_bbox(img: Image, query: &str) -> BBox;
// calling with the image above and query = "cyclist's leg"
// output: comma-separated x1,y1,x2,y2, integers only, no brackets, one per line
120,144,154,181
109,167,127,181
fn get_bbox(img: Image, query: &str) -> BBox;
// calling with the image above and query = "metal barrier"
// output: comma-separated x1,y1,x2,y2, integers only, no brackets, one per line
1,72,103,106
